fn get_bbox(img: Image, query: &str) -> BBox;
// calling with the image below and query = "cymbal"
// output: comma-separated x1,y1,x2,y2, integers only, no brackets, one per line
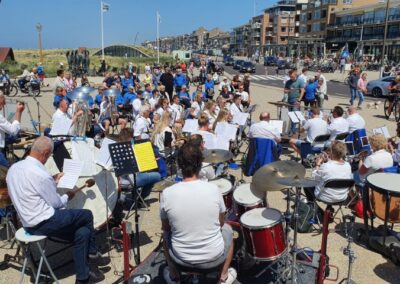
153,178,176,192
103,88,121,97
203,149,233,164
74,86,95,94
251,161,305,192
67,90,92,102
277,177,319,188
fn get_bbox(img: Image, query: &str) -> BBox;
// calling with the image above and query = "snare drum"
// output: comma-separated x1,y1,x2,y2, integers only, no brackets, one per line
240,208,286,261
233,183,264,217
367,172,400,223
210,178,234,211
45,138,119,229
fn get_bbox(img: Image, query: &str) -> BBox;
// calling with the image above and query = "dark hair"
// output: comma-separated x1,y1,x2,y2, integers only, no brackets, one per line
177,142,203,178
144,83,151,88
189,134,203,148
311,107,320,116
302,67,308,73
57,69,64,76
332,106,344,117
118,128,133,142
288,69,296,76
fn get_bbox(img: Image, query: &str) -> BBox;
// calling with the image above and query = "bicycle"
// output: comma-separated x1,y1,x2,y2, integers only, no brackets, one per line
384,92,400,121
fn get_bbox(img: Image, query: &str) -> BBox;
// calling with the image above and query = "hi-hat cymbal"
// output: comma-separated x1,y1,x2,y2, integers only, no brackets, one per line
203,149,233,164
251,161,306,192
153,178,177,192
277,177,319,188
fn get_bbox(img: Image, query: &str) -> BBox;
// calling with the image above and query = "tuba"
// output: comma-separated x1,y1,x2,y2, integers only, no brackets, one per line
72,100,91,137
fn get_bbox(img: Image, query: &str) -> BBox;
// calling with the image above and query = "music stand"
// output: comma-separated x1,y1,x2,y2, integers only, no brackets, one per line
108,141,142,264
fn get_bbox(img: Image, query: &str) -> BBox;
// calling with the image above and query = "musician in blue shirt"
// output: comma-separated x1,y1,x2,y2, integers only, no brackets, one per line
95,86,105,107
121,70,134,93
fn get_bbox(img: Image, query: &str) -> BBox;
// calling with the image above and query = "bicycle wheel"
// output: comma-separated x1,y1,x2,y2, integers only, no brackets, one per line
8,84,18,97
394,100,400,122
384,98,390,119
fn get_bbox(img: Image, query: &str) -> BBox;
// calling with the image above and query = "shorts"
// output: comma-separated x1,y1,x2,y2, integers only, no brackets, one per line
166,223,233,269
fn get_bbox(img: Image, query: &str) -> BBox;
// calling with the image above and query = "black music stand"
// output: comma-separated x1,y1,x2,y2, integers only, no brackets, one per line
108,141,142,264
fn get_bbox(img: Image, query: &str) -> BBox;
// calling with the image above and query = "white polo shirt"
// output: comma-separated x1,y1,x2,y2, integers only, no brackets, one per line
303,117,328,142
328,117,349,140
249,121,280,141
133,116,151,140
346,113,365,132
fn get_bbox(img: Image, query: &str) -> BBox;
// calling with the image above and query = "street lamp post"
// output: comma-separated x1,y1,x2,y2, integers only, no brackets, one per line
36,23,43,64
381,0,390,75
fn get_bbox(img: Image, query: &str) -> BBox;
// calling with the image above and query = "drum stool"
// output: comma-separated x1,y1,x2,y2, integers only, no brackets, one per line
15,228,59,284
168,250,224,283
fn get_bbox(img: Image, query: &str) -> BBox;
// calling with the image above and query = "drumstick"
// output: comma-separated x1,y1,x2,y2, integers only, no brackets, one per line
73,178,95,194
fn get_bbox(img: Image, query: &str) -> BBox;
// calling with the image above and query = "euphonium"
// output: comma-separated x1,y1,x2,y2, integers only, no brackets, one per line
74,100,91,137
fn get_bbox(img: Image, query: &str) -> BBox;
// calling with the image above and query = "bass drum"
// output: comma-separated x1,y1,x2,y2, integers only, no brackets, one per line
45,138,118,229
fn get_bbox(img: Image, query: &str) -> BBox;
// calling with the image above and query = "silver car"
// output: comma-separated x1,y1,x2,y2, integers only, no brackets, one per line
366,76,395,97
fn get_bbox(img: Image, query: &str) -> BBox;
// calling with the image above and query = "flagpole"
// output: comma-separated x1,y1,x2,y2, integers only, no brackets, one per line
101,1,105,60
157,11,160,64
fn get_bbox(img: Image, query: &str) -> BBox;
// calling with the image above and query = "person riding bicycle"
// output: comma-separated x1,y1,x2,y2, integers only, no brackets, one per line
17,65,31,89
386,75,400,119
0,69,10,93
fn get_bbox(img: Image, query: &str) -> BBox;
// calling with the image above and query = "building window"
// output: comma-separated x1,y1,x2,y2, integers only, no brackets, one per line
314,10,321,20
321,9,327,18
312,23,320,32
289,27,295,33
343,0,352,4
281,27,287,32
300,26,307,33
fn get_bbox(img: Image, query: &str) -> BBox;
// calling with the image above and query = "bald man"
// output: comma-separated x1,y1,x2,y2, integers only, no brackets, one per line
248,112,281,143
346,105,365,132
6,137,106,283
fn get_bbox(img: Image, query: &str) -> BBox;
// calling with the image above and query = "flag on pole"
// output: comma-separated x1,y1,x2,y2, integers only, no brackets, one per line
157,11,161,24
102,2,110,12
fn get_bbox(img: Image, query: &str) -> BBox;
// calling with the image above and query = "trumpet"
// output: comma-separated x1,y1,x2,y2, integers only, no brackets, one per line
304,151,329,167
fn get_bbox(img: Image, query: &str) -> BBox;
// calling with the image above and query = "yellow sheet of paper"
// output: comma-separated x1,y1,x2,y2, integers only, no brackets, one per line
133,142,158,172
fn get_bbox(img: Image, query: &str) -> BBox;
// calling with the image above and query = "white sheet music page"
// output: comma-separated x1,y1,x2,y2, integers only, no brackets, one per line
182,119,199,133
294,111,306,122
49,118,72,136
373,126,390,139
57,159,84,189
95,137,115,170
270,120,284,134
232,112,249,126
215,122,237,141
288,112,299,123
71,139,96,176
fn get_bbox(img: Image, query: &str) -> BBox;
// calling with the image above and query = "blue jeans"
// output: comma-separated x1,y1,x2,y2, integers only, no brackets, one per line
289,103,300,134
136,172,161,199
350,89,364,107
25,209,97,281
350,88,357,105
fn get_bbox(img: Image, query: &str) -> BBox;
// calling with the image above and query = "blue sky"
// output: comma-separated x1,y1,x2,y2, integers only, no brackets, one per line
0,0,274,49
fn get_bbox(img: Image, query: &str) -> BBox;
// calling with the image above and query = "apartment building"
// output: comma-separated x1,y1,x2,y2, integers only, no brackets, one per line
298,0,378,57
230,23,251,56
326,1,400,61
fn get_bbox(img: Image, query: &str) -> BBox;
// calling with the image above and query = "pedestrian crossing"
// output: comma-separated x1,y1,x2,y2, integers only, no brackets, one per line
239,74,287,81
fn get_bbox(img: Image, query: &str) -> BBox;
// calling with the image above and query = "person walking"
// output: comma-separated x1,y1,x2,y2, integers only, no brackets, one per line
348,68,360,107
355,72,367,110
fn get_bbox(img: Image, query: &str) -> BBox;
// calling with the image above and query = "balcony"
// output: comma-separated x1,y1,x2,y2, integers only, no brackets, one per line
266,32,273,36
253,32,261,37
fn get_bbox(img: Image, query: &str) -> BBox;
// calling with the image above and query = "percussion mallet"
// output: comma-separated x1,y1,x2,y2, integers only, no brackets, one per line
73,178,96,194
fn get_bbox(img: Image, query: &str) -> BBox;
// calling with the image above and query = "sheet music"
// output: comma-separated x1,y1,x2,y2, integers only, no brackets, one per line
215,122,237,141
203,133,230,150
71,139,96,176
288,112,299,123
57,159,84,189
294,111,306,122
373,126,390,139
95,137,115,170
182,119,199,133
270,120,284,134
232,112,249,126
133,142,158,172
49,118,72,136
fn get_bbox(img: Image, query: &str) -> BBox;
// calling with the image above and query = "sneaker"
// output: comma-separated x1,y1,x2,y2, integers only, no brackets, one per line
163,266,180,284
75,270,105,283
221,267,237,284
88,252,111,266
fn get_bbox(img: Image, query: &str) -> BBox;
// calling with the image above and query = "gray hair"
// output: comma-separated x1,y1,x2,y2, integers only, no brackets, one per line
31,136,54,154
139,105,150,116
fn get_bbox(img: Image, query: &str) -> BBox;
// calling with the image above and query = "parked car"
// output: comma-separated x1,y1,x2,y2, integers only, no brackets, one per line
224,57,234,66
240,61,256,73
276,60,290,70
366,76,395,97
233,60,244,70
264,56,278,66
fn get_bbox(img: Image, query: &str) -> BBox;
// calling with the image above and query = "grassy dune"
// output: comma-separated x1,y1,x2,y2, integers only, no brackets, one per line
1,47,173,77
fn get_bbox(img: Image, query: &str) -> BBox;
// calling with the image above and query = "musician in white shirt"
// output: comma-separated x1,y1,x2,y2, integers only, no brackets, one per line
249,112,281,143
328,106,349,140
289,107,328,155
0,94,24,149
236,85,250,108
133,105,151,140
170,95,184,124
346,106,365,133
132,90,144,119
190,93,204,119
229,95,243,120
51,98,83,136
6,137,106,283
98,96,127,134
388,122,400,163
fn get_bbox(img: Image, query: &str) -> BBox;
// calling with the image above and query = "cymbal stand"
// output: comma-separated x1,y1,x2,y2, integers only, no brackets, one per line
340,215,356,284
